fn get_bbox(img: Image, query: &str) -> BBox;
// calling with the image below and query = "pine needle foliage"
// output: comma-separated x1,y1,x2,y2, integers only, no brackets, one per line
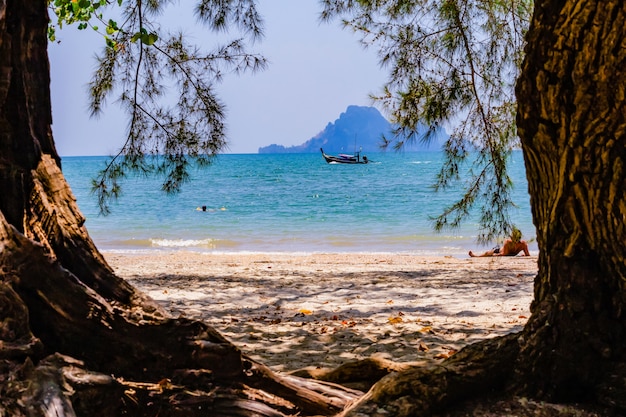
49,0,267,214
320,0,532,242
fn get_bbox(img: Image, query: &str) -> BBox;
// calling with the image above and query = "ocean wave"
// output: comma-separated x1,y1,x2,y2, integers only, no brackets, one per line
150,238,238,249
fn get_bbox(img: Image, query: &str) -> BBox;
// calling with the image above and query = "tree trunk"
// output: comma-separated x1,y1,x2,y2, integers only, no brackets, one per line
0,0,135,304
0,2,359,415
515,0,626,407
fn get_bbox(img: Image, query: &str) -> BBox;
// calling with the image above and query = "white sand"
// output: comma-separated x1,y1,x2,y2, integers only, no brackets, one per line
106,252,537,373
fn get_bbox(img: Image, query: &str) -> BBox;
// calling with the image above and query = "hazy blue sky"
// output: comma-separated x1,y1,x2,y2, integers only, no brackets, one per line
49,1,388,156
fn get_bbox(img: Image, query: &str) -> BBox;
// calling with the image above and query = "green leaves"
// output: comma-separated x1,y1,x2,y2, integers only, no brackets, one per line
50,0,108,28
48,0,120,46
106,19,119,35
131,28,159,46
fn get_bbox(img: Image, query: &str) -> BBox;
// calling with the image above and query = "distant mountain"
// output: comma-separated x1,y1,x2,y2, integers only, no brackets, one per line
258,105,443,154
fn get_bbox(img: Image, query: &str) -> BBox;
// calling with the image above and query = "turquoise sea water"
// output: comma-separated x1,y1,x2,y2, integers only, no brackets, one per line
62,151,537,256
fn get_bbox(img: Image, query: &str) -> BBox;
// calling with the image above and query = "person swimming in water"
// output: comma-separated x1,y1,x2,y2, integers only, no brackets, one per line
469,227,530,257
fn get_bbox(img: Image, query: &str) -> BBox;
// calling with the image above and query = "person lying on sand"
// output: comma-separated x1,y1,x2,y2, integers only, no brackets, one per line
469,227,530,257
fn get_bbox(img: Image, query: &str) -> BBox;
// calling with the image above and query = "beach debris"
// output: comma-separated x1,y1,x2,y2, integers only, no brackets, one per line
388,316,403,324
434,353,449,359
434,349,458,360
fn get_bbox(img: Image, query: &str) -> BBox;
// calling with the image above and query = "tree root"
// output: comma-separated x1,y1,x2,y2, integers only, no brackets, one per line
339,333,521,416
291,356,411,392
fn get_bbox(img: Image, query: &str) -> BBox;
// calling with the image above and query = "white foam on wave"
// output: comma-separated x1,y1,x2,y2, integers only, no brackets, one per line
150,238,219,248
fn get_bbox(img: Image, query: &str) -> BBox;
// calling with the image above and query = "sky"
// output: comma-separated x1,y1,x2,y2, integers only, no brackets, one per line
48,1,389,156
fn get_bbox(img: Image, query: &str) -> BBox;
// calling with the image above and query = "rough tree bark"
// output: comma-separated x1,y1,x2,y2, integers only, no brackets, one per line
514,0,626,406
0,2,360,416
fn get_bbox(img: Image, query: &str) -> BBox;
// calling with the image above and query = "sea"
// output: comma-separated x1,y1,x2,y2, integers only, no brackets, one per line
61,151,537,257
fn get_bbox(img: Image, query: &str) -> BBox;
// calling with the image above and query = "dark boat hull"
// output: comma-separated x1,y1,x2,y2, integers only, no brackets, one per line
320,148,368,164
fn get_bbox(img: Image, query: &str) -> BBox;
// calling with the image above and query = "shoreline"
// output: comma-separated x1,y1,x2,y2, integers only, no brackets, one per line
106,251,538,372
100,247,540,258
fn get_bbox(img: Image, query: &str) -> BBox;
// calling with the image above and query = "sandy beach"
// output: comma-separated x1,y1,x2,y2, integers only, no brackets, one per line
106,252,537,374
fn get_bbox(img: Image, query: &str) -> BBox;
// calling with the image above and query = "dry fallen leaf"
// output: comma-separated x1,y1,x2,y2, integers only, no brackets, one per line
418,342,429,352
434,349,457,360
299,309,312,315
388,316,403,324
